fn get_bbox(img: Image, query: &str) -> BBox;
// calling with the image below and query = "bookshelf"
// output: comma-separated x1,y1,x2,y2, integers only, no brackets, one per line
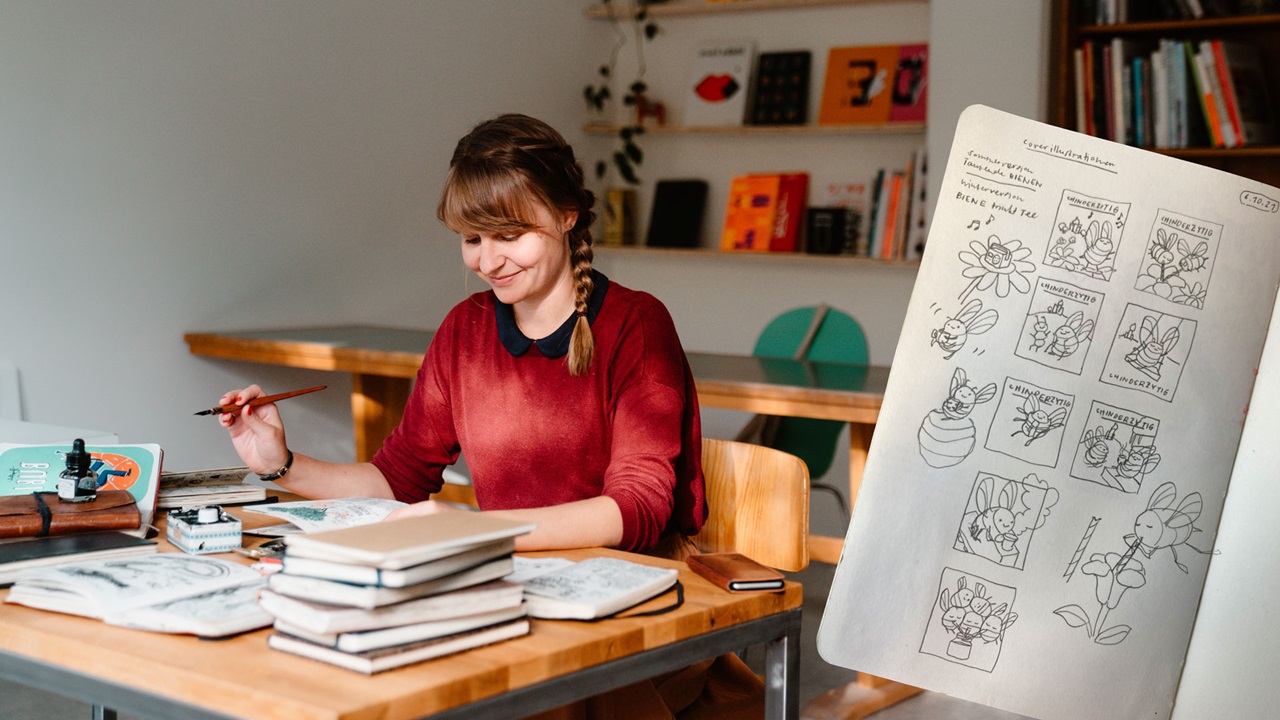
582,0,929,264
1048,0,1280,188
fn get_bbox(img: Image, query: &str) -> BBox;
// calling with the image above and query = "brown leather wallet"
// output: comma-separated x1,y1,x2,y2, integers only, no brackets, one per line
687,552,785,593
0,491,141,539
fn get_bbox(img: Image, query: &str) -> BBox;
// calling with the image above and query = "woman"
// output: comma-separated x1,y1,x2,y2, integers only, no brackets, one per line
220,114,761,719
220,114,705,554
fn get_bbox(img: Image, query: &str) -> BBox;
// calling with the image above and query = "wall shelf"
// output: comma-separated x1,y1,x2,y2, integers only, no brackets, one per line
584,0,924,19
583,121,925,136
594,244,921,268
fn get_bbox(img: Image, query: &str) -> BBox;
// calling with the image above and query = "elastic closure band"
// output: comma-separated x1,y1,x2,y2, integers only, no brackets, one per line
32,492,52,538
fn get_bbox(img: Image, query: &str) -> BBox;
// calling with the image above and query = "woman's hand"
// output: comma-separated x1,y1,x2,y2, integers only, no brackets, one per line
218,384,290,476
384,500,458,522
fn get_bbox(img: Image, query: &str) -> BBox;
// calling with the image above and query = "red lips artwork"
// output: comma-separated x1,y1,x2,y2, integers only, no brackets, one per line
694,74,741,103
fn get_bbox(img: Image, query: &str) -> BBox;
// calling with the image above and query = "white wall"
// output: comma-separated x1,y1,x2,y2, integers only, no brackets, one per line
0,0,1048,475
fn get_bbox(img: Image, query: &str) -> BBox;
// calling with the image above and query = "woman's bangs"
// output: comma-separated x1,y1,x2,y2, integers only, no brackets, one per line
440,166,541,235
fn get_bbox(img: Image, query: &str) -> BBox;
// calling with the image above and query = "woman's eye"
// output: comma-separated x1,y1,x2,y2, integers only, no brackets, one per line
499,234,520,242
463,236,480,245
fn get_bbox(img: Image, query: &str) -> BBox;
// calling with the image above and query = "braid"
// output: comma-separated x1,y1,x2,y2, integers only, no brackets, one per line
567,215,596,377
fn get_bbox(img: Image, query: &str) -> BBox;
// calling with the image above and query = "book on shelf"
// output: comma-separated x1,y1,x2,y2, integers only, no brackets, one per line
684,39,754,127
257,578,525,635
157,466,266,509
266,617,530,675
274,603,527,654
0,531,157,586
747,50,811,126
267,555,514,610
4,553,270,637
817,44,902,126
281,512,534,570
1197,40,1239,148
904,145,929,261
719,173,781,252
686,552,784,593
769,172,809,253
521,556,679,620
645,179,708,249
0,442,162,538
1210,39,1277,146
279,536,514,588
816,104,1280,720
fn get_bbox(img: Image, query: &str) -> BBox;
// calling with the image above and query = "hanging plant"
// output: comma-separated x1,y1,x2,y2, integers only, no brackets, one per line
584,0,660,185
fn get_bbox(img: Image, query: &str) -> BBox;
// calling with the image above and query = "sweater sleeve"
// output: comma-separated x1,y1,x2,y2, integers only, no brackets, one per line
599,297,702,551
370,318,461,503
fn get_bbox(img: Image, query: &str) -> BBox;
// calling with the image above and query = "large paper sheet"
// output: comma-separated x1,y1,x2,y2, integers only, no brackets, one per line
817,105,1280,720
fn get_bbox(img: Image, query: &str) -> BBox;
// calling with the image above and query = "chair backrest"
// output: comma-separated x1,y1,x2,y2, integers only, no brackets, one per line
751,306,868,479
693,438,810,572
753,306,869,365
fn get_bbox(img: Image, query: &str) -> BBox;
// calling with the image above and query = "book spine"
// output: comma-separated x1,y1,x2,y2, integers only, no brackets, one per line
1209,40,1245,146
1191,44,1225,148
1199,40,1238,147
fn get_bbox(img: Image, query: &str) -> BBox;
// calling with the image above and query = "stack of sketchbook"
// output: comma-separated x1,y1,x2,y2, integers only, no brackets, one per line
259,512,536,674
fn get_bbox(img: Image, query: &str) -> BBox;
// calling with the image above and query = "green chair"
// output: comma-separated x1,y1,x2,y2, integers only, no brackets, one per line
741,305,869,522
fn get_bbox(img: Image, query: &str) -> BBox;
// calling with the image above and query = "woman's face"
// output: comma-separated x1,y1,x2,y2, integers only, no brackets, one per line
460,202,576,309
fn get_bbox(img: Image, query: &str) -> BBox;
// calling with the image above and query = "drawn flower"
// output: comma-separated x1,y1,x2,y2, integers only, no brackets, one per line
958,236,1035,301
1174,282,1207,309
1082,552,1146,610
1048,239,1079,270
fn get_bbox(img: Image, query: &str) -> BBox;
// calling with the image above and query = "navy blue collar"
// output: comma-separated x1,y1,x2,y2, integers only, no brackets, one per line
495,270,610,358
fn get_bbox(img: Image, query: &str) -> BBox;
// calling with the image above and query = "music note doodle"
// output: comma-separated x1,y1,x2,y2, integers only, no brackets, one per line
967,220,981,230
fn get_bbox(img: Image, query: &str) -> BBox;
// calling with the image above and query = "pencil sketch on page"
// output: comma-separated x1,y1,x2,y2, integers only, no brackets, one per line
953,471,1059,570
1044,190,1130,281
917,368,997,468
1134,210,1222,309
1015,277,1102,375
1100,305,1197,402
920,568,1017,672
983,378,1075,467
930,299,999,360
1070,401,1161,494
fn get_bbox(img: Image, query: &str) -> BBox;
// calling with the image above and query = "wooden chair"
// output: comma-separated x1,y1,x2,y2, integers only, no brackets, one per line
692,438,810,572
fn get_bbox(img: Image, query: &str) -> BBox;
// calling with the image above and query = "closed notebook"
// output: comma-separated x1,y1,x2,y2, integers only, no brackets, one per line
0,531,157,586
0,491,141,540
686,552,785,592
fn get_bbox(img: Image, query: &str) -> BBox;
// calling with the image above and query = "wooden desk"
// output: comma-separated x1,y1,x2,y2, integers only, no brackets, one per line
183,325,889,565
0,508,803,720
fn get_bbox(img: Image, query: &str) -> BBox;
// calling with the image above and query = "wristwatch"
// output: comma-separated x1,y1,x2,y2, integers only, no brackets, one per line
259,450,294,482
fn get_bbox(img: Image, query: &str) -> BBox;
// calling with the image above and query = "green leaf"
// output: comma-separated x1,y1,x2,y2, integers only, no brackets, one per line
599,65,610,78
619,127,633,141
624,141,642,164
644,22,659,40
595,160,607,179
622,95,635,106
630,80,647,95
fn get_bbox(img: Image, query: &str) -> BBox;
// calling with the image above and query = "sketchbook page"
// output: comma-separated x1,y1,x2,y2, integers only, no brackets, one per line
816,105,1280,720
1171,282,1280,719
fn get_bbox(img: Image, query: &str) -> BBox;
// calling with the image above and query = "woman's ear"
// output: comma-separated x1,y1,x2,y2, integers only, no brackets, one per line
561,210,579,234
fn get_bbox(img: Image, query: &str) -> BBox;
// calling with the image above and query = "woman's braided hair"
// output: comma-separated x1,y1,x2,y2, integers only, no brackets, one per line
437,114,597,376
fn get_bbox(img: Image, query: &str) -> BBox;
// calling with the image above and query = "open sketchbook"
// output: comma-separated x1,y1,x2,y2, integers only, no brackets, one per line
816,105,1280,720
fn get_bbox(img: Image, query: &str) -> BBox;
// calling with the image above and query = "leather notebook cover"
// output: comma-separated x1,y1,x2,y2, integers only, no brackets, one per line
686,552,785,592
0,491,141,539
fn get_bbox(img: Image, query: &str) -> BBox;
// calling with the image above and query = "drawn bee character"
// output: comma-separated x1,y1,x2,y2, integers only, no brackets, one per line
1047,311,1095,358
1114,441,1161,481
980,609,1018,643
968,478,1018,555
1080,423,1118,467
1125,482,1210,573
1125,316,1180,380
1011,395,1068,446
931,298,999,360
940,369,998,421
1078,220,1115,276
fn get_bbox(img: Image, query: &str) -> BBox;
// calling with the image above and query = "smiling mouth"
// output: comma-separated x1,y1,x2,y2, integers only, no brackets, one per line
487,271,520,287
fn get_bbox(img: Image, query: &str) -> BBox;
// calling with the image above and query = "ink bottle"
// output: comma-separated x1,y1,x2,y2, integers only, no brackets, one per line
56,438,98,503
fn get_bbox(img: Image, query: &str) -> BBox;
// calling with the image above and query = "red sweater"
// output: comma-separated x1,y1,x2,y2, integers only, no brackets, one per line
371,274,706,551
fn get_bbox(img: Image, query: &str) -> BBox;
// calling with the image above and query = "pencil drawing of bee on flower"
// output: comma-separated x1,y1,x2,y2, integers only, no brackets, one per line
1135,227,1212,308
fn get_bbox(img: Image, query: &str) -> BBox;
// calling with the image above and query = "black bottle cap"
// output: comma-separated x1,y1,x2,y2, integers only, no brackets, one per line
64,438,91,479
